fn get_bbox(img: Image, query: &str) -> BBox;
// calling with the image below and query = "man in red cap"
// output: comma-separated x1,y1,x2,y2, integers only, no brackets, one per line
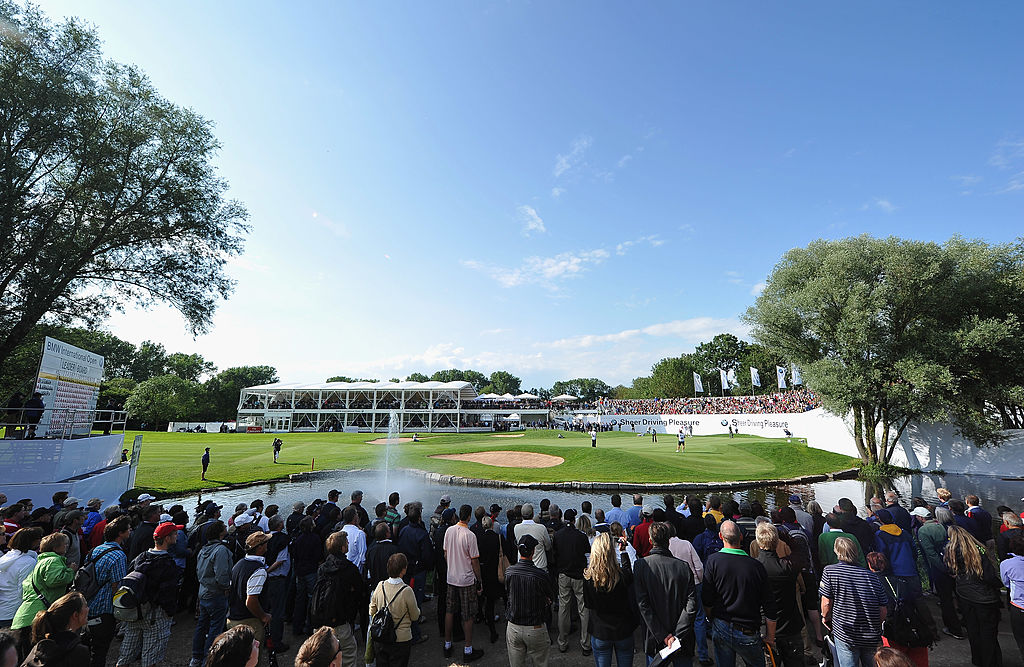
116,521,183,667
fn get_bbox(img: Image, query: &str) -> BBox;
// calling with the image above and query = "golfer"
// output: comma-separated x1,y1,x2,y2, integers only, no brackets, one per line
650,426,657,443
676,429,685,453
590,428,597,448
201,447,210,480
273,438,282,462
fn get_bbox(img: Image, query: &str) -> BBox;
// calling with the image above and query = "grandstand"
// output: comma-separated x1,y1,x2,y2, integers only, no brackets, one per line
236,380,550,433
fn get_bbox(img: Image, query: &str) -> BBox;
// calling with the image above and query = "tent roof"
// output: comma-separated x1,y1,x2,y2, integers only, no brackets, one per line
552,394,578,401
243,380,478,400
515,393,539,399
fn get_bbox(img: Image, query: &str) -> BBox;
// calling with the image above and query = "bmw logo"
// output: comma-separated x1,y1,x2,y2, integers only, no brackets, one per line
721,419,728,426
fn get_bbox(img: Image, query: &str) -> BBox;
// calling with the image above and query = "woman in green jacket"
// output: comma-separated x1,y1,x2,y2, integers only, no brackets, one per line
11,533,75,659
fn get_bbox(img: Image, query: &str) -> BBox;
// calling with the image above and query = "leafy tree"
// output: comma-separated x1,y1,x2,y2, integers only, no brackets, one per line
527,387,552,400
646,355,702,398
429,369,489,390
0,3,248,373
0,325,136,396
125,374,198,425
694,334,748,373
166,352,216,383
203,365,277,420
98,376,136,407
745,235,1024,464
486,370,521,396
406,372,430,382
550,378,612,402
128,341,168,382
325,375,376,383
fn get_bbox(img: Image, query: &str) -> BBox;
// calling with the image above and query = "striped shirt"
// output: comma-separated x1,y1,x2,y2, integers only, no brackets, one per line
504,558,554,626
819,562,885,647
87,542,127,617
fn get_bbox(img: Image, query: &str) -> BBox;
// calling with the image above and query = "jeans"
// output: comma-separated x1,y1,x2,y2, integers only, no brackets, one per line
408,570,426,641
645,649,691,666
694,583,709,661
1010,605,1024,664
292,572,317,634
931,570,963,635
264,576,287,644
192,596,229,659
960,599,1002,667
833,639,877,667
88,613,116,667
711,617,764,667
591,635,633,667
772,634,803,667
375,639,412,667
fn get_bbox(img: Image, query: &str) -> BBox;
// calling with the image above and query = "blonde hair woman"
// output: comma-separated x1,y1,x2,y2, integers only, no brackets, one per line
944,526,1002,667
21,591,90,667
582,533,637,666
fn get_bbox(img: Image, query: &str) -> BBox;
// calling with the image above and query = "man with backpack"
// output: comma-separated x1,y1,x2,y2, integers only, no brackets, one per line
84,516,130,667
114,521,183,667
226,531,272,644
191,520,232,667
309,531,365,667
397,501,434,644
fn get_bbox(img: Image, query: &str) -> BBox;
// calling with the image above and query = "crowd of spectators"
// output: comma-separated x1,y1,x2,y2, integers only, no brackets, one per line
0,481,1018,667
600,388,821,416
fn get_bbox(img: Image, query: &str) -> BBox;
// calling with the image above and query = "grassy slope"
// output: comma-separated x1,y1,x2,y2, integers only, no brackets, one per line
131,429,857,494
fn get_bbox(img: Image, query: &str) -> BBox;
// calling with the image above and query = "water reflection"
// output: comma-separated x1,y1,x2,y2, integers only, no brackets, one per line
167,470,1023,518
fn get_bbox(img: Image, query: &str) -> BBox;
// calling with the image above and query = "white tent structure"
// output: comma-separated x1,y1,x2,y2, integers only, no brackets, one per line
515,393,539,400
552,394,578,402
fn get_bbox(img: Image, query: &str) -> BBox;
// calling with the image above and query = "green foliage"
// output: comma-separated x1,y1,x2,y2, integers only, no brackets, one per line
405,372,430,382
485,370,521,395
125,374,199,425
745,234,1024,463
202,365,278,420
166,352,217,383
429,369,489,390
325,375,376,383
99,377,136,406
550,378,612,402
0,1,248,372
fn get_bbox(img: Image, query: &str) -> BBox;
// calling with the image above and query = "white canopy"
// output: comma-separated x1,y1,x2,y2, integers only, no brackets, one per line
503,413,521,421
552,394,578,401
500,393,516,399
476,393,500,399
515,393,539,399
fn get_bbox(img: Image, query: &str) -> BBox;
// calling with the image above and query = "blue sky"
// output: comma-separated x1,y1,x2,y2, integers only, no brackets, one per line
39,1,1024,388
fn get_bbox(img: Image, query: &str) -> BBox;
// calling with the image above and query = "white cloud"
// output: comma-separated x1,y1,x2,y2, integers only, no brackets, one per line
462,249,611,289
996,171,1024,194
952,175,981,186
517,205,546,236
615,235,665,256
862,198,897,213
480,328,508,335
678,224,695,234
553,135,592,178
617,154,633,168
783,148,796,158
544,317,749,350
750,282,767,296
724,270,743,285
550,187,565,198
311,210,350,238
990,138,1024,169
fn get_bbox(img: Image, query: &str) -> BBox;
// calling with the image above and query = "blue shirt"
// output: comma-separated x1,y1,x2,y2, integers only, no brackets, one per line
605,507,629,529
1000,554,1024,610
624,506,643,531
87,542,127,617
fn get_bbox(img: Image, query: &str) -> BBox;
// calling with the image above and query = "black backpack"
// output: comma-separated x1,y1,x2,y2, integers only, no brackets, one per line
72,546,121,600
881,578,933,648
308,570,343,627
369,584,407,645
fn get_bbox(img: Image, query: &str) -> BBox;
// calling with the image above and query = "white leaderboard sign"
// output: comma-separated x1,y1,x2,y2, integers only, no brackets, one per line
34,337,104,438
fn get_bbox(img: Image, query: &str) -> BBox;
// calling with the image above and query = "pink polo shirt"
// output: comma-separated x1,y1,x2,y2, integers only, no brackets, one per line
443,522,479,587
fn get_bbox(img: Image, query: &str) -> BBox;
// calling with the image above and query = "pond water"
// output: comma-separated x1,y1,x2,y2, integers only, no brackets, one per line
167,468,1024,520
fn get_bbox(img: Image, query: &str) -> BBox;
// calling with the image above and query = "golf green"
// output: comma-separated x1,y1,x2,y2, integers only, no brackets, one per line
129,429,857,495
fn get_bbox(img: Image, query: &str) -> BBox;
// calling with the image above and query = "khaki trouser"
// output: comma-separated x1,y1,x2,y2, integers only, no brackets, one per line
507,622,550,667
332,623,358,667
226,618,265,643
557,573,590,651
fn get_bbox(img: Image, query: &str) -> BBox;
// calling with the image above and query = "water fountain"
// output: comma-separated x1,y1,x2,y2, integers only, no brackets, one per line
383,409,400,493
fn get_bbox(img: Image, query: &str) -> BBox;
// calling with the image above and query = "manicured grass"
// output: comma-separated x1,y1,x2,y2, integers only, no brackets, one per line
130,429,858,495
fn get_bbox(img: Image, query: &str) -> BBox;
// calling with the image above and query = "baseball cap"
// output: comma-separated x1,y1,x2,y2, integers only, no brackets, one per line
788,494,801,504
205,503,223,516
63,497,81,507
234,503,248,513
86,498,102,509
153,522,183,539
292,501,306,512
517,534,539,557
245,532,271,551
440,494,452,504
874,509,894,525
234,513,254,526
441,508,456,522
137,493,156,502
489,504,502,515
910,507,931,519
159,513,173,523
564,509,577,524
642,504,654,516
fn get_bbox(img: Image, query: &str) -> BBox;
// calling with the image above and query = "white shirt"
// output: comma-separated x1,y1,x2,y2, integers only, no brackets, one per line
0,549,37,620
242,555,268,595
668,537,704,584
267,532,290,578
342,524,367,573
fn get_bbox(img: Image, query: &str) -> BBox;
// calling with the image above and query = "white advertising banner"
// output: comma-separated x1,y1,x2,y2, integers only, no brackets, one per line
34,337,104,438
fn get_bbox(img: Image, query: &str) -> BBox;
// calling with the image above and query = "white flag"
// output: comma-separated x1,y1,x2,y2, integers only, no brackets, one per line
750,367,761,387
719,369,729,391
693,372,704,393
776,365,787,389
791,365,803,385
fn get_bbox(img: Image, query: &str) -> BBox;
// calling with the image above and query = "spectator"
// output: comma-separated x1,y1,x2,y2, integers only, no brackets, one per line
583,532,637,667
11,532,74,659
126,506,160,563
85,517,129,667
340,507,367,574
755,523,802,667
631,505,654,557
914,507,963,640
693,514,724,564
873,646,917,667
115,522,182,667
997,512,1024,562
396,501,433,644
866,551,928,667
293,626,342,667
0,630,16,667
944,526,1002,667
504,535,554,667
204,624,259,667
289,517,323,637
553,509,591,655
606,495,628,529
20,591,90,667
442,504,484,663
819,536,887,667
635,522,697,667
819,513,865,568
366,523,399,593
368,553,420,667
0,528,42,627
476,515,502,645
226,531,271,648
312,531,364,667
999,533,1024,663
514,505,552,571
192,520,232,667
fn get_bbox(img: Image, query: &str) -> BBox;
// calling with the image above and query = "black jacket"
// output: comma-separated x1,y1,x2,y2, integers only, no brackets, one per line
633,546,697,657
365,539,399,589
318,554,366,624
127,521,157,562
840,513,877,558
397,521,434,575
552,527,590,579
583,551,638,641
131,549,182,616
20,631,89,667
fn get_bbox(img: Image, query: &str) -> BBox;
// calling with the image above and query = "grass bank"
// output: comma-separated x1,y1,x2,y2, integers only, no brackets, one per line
129,429,858,495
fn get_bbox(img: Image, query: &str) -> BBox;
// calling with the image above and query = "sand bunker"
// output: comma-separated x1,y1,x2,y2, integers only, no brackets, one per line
491,433,526,438
430,451,564,468
366,437,414,444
